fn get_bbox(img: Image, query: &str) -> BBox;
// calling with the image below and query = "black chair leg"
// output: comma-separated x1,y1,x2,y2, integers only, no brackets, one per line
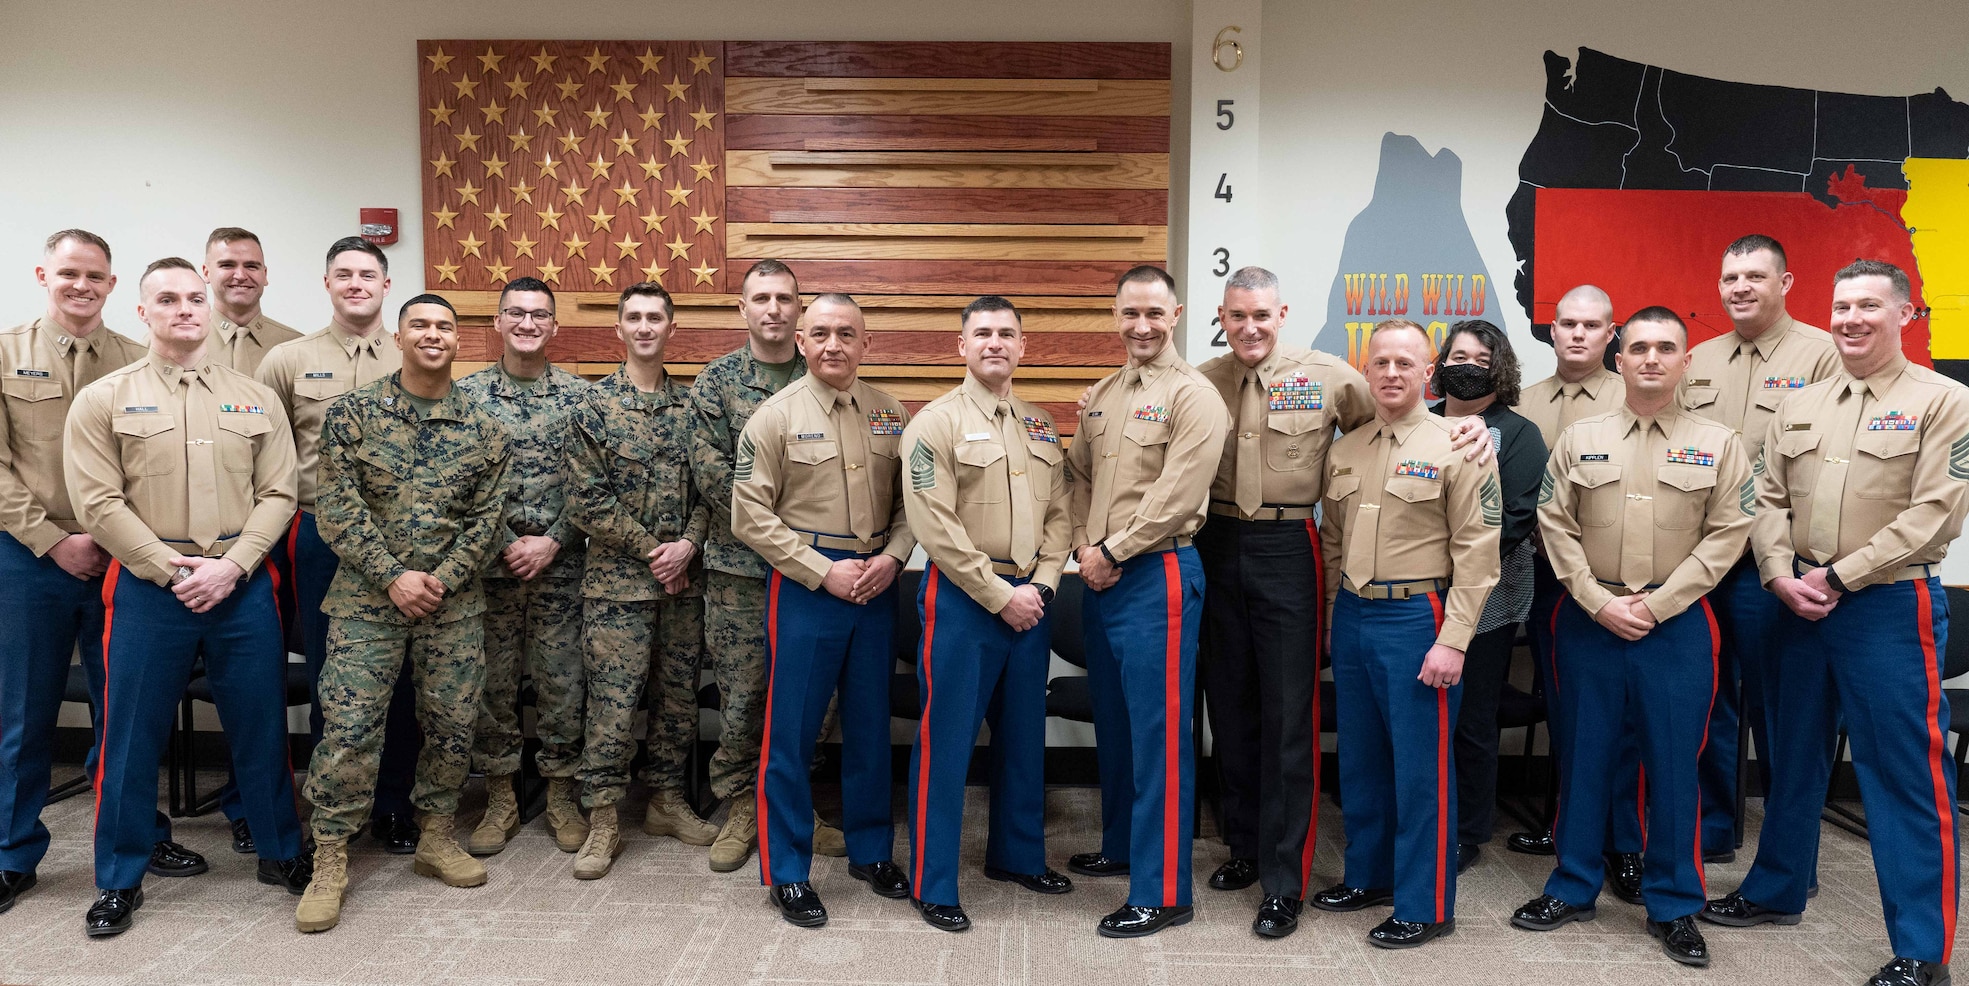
1735,685,1750,850
1821,730,1868,838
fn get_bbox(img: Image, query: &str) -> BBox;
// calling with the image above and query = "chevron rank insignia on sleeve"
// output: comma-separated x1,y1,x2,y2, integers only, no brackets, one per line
911,439,937,491
1480,472,1502,527
1739,476,1757,516
735,434,755,483
1951,433,1969,482
1537,467,1554,506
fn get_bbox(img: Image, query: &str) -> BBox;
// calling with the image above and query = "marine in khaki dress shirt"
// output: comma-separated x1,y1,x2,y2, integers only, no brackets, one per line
256,324,399,511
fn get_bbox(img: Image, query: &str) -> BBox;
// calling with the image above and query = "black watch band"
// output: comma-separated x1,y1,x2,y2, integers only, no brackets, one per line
1098,542,1117,566
1036,584,1055,605
1823,566,1849,594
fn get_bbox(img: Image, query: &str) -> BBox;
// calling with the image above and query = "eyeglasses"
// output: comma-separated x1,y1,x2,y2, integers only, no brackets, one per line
500,307,555,323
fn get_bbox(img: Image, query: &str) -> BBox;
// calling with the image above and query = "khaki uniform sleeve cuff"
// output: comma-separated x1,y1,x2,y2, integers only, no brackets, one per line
793,550,832,592
221,545,266,579
1574,583,1617,620
1436,621,1476,652
22,523,68,558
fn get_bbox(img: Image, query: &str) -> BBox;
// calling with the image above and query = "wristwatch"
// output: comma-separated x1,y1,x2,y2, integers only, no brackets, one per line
171,565,193,585
1035,584,1055,606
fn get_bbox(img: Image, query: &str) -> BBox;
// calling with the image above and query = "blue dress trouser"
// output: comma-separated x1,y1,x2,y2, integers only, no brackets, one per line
94,560,303,889
1082,545,1204,909
1331,588,1459,924
1698,557,1783,855
1530,560,1644,853
906,564,1050,907
1737,577,1958,964
755,547,898,886
1545,596,1719,921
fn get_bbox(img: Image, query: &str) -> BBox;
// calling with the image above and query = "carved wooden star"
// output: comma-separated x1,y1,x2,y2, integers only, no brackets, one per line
587,208,617,232
510,235,538,258
689,107,717,131
562,235,590,259
537,156,562,179
689,209,718,234
664,133,692,157
663,77,690,102
588,262,617,284
664,236,692,260
560,181,588,204
537,261,565,283
507,131,534,152
537,206,564,229
451,75,479,99
583,48,609,73
690,159,717,183
481,155,507,179
426,49,454,73
503,75,530,99
530,51,557,73
532,105,559,128
428,102,454,126
613,235,642,259
430,206,459,230
586,157,613,181
457,232,485,258
636,156,665,180
688,49,716,74
484,206,511,231
432,261,460,283
690,262,719,286
636,106,664,132
485,257,513,282
454,127,481,153
555,132,584,155
584,104,610,128
477,47,505,73
664,183,691,206
638,210,665,232
454,181,482,206
610,131,637,156
429,153,456,178
554,78,582,100
640,260,669,281
636,48,664,75
613,181,641,206
478,101,506,124
509,179,535,204
609,77,636,103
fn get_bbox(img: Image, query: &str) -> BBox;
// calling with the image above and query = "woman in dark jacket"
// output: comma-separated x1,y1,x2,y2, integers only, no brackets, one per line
1430,319,1545,874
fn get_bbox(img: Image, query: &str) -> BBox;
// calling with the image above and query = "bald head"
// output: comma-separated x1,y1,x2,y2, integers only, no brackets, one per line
1551,284,1617,382
1557,284,1613,321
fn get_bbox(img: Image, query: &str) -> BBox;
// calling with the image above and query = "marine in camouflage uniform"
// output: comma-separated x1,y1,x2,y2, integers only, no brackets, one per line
454,363,589,796
304,370,511,842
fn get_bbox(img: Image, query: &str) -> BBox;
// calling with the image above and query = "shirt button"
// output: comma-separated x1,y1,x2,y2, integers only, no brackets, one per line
1012,470,1024,476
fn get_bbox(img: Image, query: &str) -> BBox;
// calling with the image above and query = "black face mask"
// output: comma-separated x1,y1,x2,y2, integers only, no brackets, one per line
1437,362,1496,401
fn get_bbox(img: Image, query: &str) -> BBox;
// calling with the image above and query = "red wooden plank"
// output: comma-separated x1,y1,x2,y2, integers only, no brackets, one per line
718,259,1155,296
462,326,1124,365
725,41,1170,80
726,187,1167,225
726,114,1168,152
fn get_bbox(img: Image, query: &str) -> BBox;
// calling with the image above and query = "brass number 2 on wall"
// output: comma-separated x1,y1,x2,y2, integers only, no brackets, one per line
1213,26,1243,72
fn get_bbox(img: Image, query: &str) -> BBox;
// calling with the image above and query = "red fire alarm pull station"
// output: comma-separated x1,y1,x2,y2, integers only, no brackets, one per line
360,208,398,245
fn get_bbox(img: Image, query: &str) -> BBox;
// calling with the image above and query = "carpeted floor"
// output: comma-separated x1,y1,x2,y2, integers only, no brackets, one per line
0,771,1960,986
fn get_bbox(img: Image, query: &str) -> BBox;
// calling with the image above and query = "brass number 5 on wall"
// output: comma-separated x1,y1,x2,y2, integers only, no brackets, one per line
1213,26,1243,72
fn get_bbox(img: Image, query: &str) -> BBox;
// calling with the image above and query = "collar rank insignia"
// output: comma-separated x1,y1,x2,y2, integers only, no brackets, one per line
1764,375,1807,389
14,368,49,378
1666,447,1716,466
867,408,904,435
219,404,265,414
1267,372,1323,411
1133,404,1171,424
1394,459,1439,480
1022,416,1059,443
1869,410,1918,431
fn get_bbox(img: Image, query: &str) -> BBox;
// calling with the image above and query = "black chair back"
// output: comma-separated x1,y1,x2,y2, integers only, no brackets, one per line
1050,572,1087,669
1944,586,1969,683
892,567,925,666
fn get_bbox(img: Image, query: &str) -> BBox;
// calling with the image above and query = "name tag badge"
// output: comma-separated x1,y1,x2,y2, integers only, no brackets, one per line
795,432,827,440
1787,422,1813,431
122,405,160,414
303,371,335,379
1687,378,1712,387
14,368,49,378
1086,410,1104,418
1332,466,1352,476
1579,453,1610,462
963,432,993,442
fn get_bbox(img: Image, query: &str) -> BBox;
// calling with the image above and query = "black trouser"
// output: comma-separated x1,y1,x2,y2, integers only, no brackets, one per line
1196,514,1323,899
1453,620,1520,845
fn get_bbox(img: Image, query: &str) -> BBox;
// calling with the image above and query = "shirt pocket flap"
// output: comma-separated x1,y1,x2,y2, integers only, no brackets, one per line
216,413,274,437
1,377,62,402
294,378,350,401
354,443,412,477
1568,462,1623,489
612,439,652,463
1683,386,1720,410
1754,388,1790,412
1326,473,1361,500
1265,410,1325,436
1123,418,1172,446
1386,475,1443,502
1855,431,1920,460
1658,464,1719,492
787,439,839,466
1777,430,1822,458
1028,441,1064,466
112,414,176,438
955,442,1006,468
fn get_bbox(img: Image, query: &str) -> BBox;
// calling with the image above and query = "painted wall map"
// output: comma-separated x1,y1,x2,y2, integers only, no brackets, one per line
1507,47,1969,379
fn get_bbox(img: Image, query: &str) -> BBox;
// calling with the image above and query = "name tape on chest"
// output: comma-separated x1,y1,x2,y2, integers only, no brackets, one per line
1022,416,1059,443
795,432,828,441
1666,447,1716,467
964,432,993,442
1394,459,1439,480
303,371,336,379
1267,373,1323,411
121,405,160,414
1764,375,1807,390
13,368,49,378
1132,404,1171,424
867,408,904,435
1086,410,1104,418
1869,411,1918,431
1579,453,1610,462
219,404,266,414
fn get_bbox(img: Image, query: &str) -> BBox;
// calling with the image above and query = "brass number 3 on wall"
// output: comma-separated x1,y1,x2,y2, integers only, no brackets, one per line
1213,26,1243,72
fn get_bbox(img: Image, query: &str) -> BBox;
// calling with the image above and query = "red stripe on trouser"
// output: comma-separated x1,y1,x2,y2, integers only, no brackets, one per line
1692,599,1722,897
912,566,940,897
1427,591,1448,922
1299,519,1322,894
1161,552,1182,907
1914,580,1959,961
754,571,783,884
94,560,121,837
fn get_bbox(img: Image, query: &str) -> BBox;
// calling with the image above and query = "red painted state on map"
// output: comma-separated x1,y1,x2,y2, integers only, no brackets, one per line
1532,170,1931,363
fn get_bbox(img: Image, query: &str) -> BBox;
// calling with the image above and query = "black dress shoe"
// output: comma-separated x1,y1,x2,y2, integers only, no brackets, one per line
770,882,827,927
372,812,418,855
84,887,143,938
1868,957,1952,986
1605,852,1644,905
1647,915,1710,967
984,865,1072,894
1209,857,1258,891
1309,883,1394,912
257,854,314,895
1066,851,1128,877
1698,890,1802,927
0,870,37,914
1507,830,1556,855
1367,916,1453,949
147,840,208,878
914,898,971,932
847,860,910,899
1457,842,1480,874
1097,904,1193,939
1510,894,1597,931
1252,895,1301,939
231,818,254,855
1702,847,1736,864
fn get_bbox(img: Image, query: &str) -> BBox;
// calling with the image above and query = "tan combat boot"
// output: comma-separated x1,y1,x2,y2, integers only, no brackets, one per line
545,778,589,852
813,814,847,857
411,813,488,887
572,804,624,880
295,837,348,933
708,796,757,872
467,774,520,856
642,791,719,846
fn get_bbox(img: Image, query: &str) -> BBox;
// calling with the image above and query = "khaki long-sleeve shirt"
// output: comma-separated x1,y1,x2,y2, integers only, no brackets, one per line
1752,356,1969,591
565,367,709,602
900,374,1071,613
0,317,148,555
1319,403,1500,651
1680,314,1839,461
1199,343,1375,511
1538,404,1751,622
210,312,302,376
731,373,915,591
64,351,296,586
1520,366,1624,449
256,324,399,511
1067,344,1229,560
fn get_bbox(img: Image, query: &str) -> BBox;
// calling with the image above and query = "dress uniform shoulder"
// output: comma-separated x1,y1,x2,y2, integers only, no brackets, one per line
914,386,963,418
0,320,34,338
1900,362,1969,394
1196,352,1236,377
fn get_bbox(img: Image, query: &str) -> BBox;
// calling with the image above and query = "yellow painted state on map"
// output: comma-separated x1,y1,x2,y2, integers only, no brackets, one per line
1906,158,1969,359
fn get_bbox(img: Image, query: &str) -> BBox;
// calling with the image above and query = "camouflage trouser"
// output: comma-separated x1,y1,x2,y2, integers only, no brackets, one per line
579,594,704,808
704,571,767,800
305,615,485,841
472,577,585,778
